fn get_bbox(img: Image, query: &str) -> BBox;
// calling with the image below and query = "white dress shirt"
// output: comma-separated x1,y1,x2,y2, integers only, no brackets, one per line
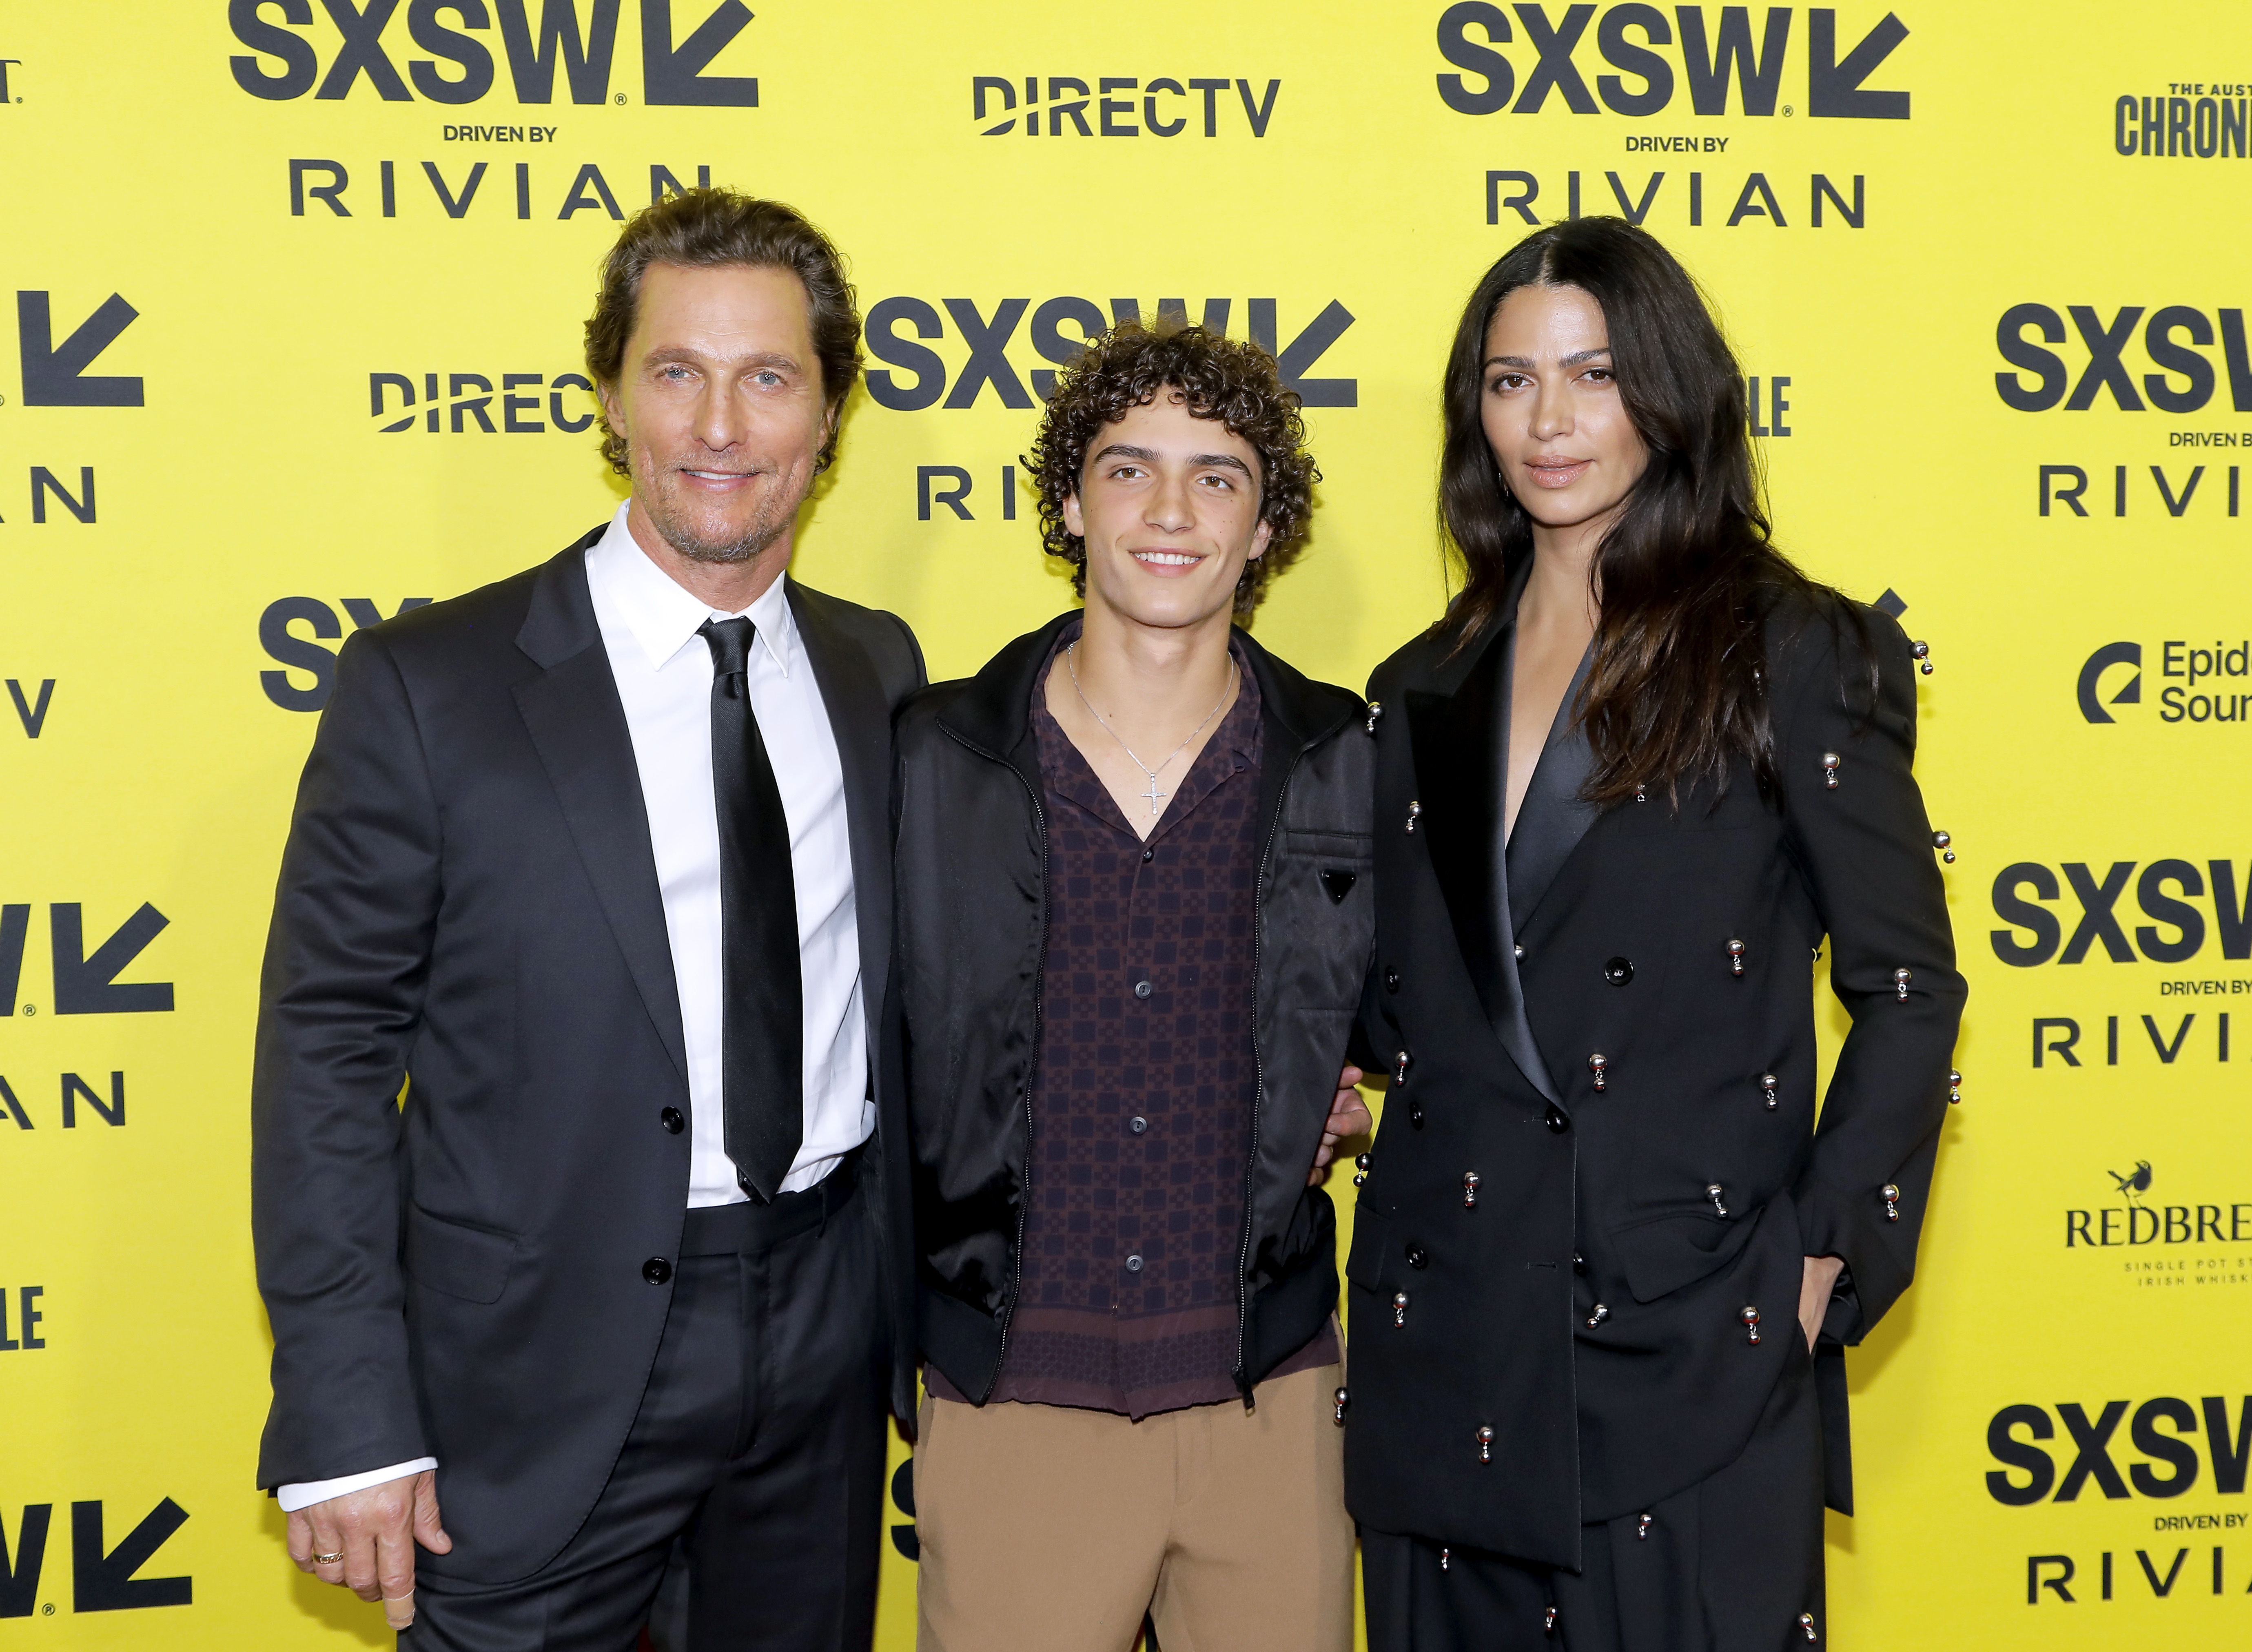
278,503,871,1512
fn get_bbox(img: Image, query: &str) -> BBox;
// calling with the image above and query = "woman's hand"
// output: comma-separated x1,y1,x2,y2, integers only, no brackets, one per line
1798,1254,1845,1352
1309,1066,1372,1184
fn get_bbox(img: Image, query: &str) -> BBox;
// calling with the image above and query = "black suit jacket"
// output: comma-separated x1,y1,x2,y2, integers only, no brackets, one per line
250,529,925,1583
1345,582,1964,1570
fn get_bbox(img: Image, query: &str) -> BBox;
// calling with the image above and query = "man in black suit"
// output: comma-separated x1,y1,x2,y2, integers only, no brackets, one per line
252,190,921,1649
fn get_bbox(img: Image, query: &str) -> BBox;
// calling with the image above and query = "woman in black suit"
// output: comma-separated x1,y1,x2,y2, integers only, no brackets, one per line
1345,217,1964,1650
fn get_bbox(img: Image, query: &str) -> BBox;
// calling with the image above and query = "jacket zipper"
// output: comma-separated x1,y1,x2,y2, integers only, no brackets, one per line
941,724,1048,1404
1233,738,1310,1404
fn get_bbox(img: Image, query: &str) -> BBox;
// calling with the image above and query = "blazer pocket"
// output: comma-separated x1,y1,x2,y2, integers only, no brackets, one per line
1609,1204,1763,1304
1286,828,1374,863
405,1205,519,1304
1344,1202,1394,1295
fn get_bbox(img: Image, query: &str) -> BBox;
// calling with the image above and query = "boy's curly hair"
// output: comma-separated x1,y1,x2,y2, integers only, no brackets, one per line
1024,319,1319,619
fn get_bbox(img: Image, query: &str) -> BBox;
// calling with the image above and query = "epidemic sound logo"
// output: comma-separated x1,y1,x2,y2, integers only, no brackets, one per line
2113,87,2250,159
2078,639,2251,725
1990,858,2250,966
228,0,758,107
864,295,1357,410
369,370,596,433
1432,4,1910,119
969,75,1280,137
1994,303,2252,413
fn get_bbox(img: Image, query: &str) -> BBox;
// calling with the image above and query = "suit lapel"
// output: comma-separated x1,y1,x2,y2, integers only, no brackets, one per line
1404,616,1561,1104
512,544,689,1084
787,580,893,1053
1504,638,1600,930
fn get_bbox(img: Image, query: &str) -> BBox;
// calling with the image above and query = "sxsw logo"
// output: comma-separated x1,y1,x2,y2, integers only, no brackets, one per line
227,0,758,106
1994,303,2252,413
13,291,141,407
0,904,174,1017
1432,4,1910,119
969,75,1281,137
0,1499,191,1616
259,597,433,711
864,296,1357,412
1989,859,2251,967
369,369,596,432
1986,1396,2252,1506
2079,640,2252,726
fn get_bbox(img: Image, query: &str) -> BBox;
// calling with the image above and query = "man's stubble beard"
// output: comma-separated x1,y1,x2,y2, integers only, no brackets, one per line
636,454,807,567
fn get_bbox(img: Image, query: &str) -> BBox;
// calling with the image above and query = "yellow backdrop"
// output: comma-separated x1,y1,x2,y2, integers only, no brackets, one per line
3,2,2248,1645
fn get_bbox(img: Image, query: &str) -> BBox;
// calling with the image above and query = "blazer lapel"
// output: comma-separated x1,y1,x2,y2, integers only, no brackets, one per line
512,544,689,1085
787,581,894,1054
1504,638,1600,930
1404,617,1561,1104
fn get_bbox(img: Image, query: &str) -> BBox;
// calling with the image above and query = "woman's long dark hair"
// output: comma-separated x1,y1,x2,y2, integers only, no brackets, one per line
1439,216,1863,806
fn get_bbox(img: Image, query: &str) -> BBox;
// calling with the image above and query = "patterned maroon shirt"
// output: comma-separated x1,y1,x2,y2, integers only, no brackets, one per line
931,626,1334,1418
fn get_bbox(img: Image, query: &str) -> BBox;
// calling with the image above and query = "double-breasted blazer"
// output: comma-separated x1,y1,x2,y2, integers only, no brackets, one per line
250,529,925,1582
1344,578,1964,1571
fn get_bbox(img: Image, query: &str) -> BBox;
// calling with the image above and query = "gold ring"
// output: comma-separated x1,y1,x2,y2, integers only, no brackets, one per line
313,1551,345,1566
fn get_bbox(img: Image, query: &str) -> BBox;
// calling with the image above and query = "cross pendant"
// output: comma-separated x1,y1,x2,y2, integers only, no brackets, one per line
1141,775,1167,813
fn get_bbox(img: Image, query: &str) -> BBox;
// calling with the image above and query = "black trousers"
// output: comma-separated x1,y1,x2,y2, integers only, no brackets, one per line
407,1164,887,1652
1363,1341,1825,1652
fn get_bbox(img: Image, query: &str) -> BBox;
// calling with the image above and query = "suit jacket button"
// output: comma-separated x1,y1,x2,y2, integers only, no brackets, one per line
1405,1244,1429,1269
659,1106,685,1134
1603,956,1634,986
1545,1103,1570,1133
642,1257,673,1285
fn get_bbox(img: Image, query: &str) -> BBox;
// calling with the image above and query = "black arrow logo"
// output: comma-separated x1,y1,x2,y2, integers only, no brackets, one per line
51,903,173,1015
644,0,758,107
17,291,143,407
72,1499,190,1612
0,1505,53,1618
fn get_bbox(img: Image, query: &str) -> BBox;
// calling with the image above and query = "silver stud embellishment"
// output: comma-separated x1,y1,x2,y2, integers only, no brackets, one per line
1727,937,1747,977
1800,1611,1818,1642
1588,1052,1608,1092
1636,1513,1653,1541
1933,828,1955,864
1821,751,1841,789
1438,1546,1451,1571
1707,1183,1730,1218
1394,1049,1413,1086
1334,1385,1349,1425
1365,700,1383,735
1586,1302,1609,1329
1477,1424,1496,1464
1882,1183,1902,1222
1393,1290,1410,1328
1761,1072,1779,1110
1462,1170,1481,1209
1353,1151,1370,1187
1514,943,1525,960
1912,639,1933,675
1634,784,1648,804
1893,966,1913,1002
1741,1304,1762,1345
1948,1069,1962,1105
1405,799,1421,833
1544,1605,1559,1634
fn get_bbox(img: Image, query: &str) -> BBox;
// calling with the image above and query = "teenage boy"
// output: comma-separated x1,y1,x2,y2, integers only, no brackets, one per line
893,321,1374,1651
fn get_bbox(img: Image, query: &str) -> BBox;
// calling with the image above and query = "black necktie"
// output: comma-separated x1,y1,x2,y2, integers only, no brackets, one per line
699,616,804,1202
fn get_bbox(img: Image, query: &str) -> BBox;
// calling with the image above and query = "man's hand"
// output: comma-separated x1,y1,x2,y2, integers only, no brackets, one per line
1309,1065,1372,1185
1798,1255,1845,1353
287,1469,451,1630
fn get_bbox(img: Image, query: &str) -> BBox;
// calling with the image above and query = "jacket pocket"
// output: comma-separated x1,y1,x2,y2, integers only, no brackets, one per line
405,1205,519,1304
1286,828,1374,863
1609,1202,1764,1304
1343,1202,1394,1295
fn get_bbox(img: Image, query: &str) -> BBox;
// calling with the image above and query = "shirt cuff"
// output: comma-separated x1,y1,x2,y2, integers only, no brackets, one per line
276,1458,437,1513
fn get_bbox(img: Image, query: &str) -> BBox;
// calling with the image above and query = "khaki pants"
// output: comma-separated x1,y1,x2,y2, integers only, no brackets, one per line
913,1361,1354,1652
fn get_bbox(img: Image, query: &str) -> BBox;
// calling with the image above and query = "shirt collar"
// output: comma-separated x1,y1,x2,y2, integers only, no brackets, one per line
585,500,797,677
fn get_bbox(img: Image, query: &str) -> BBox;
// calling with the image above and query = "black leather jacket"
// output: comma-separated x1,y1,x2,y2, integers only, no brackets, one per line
894,614,1375,1403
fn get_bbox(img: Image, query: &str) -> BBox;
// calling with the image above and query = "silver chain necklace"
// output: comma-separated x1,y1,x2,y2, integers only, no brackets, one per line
1065,640,1238,819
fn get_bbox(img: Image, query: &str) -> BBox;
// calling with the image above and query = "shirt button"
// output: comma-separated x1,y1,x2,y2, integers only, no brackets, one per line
659,1106,685,1134
1125,1253,1145,1273
642,1257,673,1285
1129,1115,1149,1135
1134,980,1153,999
1142,847,1155,862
